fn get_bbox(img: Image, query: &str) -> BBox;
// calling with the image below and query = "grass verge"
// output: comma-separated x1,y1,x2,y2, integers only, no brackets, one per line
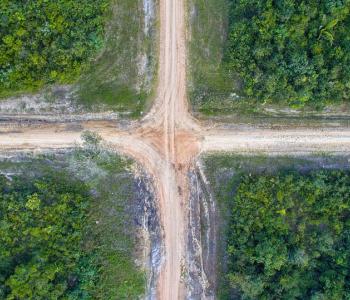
76,0,159,117
187,0,234,116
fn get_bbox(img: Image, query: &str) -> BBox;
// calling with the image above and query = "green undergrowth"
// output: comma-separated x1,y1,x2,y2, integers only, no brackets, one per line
0,139,145,299
202,154,350,299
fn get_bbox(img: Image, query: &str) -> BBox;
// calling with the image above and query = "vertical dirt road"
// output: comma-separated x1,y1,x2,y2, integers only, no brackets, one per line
141,0,201,297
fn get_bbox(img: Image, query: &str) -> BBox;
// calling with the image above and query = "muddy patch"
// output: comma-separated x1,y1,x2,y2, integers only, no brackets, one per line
186,164,216,299
132,170,163,300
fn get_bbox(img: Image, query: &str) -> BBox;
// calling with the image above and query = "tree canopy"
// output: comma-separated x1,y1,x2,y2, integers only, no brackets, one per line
227,170,350,299
0,0,109,97
0,171,94,299
227,0,350,108
0,148,146,300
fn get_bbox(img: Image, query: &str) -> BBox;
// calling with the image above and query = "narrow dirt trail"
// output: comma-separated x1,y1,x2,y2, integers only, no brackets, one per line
2,0,350,299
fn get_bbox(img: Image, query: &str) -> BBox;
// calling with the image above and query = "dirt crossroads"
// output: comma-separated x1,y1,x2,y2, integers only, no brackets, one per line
2,0,350,299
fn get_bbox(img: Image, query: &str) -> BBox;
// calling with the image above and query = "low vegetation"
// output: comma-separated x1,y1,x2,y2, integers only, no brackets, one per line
77,0,158,116
0,146,145,299
187,0,233,115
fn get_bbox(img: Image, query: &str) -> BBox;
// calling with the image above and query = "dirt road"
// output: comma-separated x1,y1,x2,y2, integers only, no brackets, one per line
1,0,350,299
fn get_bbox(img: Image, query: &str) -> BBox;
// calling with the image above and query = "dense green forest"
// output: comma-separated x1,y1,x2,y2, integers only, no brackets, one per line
0,172,94,299
227,170,350,299
227,0,350,108
0,0,109,97
0,149,145,299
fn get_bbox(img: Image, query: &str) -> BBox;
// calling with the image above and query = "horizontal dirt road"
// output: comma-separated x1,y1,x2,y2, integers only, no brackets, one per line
1,0,350,299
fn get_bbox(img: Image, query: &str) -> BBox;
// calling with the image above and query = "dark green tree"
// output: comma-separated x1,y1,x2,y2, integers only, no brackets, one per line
227,0,350,108
0,171,93,299
227,170,350,299
0,0,109,97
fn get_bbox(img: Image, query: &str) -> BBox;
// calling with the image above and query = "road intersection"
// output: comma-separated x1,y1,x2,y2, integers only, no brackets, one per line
1,0,350,298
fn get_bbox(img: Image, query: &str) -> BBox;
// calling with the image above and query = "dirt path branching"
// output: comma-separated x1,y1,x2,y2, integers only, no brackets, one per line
1,0,350,299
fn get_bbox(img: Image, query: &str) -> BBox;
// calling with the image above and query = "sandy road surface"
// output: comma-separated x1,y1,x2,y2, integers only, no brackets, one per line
202,128,350,154
2,0,350,299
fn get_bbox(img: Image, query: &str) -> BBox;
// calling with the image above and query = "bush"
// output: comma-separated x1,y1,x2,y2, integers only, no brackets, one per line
0,152,146,300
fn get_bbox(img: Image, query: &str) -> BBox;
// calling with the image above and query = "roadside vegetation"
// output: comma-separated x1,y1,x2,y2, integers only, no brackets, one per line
187,0,233,115
188,0,350,116
0,142,147,299
0,0,158,117
203,155,350,299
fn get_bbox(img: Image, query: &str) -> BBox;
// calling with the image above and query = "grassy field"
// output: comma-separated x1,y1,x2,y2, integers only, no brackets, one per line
202,154,350,299
0,141,149,299
187,0,265,117
187,0,236,116
76,0,158,117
